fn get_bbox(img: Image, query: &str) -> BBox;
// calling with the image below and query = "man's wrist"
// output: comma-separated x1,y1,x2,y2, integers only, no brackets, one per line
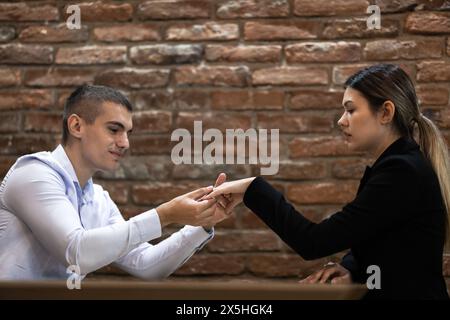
156,202,171,227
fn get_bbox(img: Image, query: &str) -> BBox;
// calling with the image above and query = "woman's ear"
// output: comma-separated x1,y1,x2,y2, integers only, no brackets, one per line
67,114,84,140
379,100,395,125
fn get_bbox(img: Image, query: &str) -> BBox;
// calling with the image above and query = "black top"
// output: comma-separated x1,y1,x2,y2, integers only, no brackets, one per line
243,136,449,300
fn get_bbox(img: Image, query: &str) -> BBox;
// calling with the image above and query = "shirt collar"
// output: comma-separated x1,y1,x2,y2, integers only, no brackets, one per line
52,144,94,201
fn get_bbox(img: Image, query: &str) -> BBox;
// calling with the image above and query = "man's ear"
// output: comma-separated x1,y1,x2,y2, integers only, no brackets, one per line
379,100,395,125
67,114,84,140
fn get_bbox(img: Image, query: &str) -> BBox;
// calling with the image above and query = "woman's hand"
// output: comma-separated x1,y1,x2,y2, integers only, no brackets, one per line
203,177,256,215
299,262,352,285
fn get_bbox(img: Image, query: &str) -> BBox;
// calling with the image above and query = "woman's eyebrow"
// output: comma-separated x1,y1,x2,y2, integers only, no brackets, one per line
342,101,353,108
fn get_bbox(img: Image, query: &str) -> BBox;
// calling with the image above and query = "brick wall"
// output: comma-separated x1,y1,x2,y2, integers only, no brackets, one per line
0,0,449,285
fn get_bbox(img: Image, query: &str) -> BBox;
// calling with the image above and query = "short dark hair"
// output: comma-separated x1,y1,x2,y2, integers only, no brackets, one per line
62,84,132,145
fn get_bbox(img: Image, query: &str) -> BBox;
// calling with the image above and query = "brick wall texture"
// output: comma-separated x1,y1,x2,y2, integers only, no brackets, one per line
0,0,449,286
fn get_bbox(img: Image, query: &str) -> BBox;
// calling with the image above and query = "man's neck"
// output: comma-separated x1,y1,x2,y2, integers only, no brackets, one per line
62,143,94,189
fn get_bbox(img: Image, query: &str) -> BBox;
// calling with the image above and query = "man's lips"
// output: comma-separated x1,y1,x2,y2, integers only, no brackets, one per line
109,151,123,158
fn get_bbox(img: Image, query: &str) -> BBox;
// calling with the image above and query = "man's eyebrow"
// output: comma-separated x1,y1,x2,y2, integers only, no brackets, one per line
106,121,133,132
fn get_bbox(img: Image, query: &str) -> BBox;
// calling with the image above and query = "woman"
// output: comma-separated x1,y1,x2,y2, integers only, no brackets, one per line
208,64,450,299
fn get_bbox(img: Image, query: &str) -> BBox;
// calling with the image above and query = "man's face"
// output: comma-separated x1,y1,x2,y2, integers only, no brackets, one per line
80,101,133,173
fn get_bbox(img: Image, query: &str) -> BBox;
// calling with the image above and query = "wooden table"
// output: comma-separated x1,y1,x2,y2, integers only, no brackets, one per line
0,279,367,300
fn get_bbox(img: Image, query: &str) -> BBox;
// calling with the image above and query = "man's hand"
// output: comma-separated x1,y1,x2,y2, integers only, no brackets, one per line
202,173,233,230
156,186,217,227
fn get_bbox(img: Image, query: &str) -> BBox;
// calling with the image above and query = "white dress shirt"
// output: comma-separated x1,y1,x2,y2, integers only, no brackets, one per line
0,145,213,280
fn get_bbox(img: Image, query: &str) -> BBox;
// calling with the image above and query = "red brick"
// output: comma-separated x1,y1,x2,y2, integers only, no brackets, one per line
333,64,415,85
0,113,20,133
0,135,56,155
56,90,73,110
443,254,450,276
175,66,248,87
257,113,334,133
19,24,89,43
94,24,160,42
331,158,369,179
171,163,250,180
416,86,449,106
129,135,172,155
405,12,450,34
0,68,20,87
240,206,269,229
137,0,210,20
172,90,209,110
95,68,170,89
175,255,245,276
294,0,369,16
133,111,172,133
130,44,203,65
0,157,16,178
276,161,327,180
287,181,359,205
216,0,289,18
438,109,450,129
417,61,450,82
207,231,281,253
56,46,126,65
24,68,95,87
211,91,283,110
244,21,318,41
364,39,442,60
166,22,238,41
247,254,326,277
289,136,360,158
99,155,174,182
63,2,133,22
24,113,61,133
205,45,281,63
0,44,53,64
0,26,15,42
373,0,418,13
134,91,171,110
447,38,450,56
131,182,202,205
286,42,361,63
0,3,59,21
0,89,53,110
176,112,252,131
290,90,343,110
322,18,399,39
98,181,129,205
252,67,328,86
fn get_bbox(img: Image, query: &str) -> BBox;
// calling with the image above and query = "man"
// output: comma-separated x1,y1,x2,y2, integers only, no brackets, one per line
0,84,228,280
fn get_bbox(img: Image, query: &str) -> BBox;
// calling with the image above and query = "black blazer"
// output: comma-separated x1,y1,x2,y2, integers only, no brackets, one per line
243,136,449,299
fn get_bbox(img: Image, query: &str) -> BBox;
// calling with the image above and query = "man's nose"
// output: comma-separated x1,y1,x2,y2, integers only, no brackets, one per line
117,133,129,149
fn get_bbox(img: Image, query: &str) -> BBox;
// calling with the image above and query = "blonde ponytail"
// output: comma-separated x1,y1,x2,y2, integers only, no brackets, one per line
416,114,450,243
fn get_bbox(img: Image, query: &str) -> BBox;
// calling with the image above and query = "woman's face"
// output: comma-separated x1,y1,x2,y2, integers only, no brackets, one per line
338,87,387,154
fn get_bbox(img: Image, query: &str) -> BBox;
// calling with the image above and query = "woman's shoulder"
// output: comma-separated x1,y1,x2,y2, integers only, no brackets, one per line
373,147,434,182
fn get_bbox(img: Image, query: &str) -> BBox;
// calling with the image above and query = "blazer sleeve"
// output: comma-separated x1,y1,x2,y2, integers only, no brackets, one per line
243,157,421,260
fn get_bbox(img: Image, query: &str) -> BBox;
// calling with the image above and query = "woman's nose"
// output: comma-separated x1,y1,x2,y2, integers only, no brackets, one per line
337,113,347,127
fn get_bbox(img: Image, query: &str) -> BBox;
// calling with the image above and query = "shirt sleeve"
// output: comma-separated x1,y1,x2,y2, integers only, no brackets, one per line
107,201,214,280
3,161,163,276
243,157,420,260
